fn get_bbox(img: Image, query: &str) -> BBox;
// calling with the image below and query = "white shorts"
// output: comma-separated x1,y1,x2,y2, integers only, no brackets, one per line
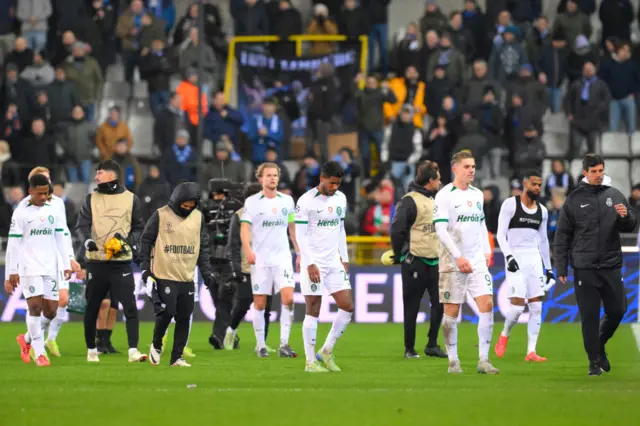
59,280,69,290
300,264,351,296
250,265,295,295
506,255,545,299
439,269,493,304
21,275,59,301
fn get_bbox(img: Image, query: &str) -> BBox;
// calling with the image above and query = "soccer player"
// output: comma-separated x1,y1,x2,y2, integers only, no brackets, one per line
433,151,499,374
12,167,81,357
494,171,553,362
6,174,72,366
240,163,299,358
295,161,353,373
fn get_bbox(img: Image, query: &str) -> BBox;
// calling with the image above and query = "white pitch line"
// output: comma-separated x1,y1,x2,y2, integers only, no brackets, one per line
632,323,640,354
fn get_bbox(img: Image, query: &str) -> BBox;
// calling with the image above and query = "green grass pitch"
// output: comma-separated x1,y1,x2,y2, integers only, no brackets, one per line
1,322,639,426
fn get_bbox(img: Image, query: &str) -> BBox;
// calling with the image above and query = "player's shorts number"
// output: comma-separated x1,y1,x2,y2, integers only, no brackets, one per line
52,280,58,292
342,270,348,281
485,274,491,288
284,269,290,279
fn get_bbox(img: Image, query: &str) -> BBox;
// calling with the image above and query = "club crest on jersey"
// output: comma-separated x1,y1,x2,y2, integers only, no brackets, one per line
165,287,171,294
282,208,287,216
606,197,612,207
337,206,342,216
328,207,333,213
310,283,318,292
166,222,174,233
467,201,472,208
476,202,482,211
48,215,54,224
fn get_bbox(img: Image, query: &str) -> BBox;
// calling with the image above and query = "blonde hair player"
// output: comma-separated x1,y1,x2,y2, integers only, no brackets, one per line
239,162,300,358
432,151,499,374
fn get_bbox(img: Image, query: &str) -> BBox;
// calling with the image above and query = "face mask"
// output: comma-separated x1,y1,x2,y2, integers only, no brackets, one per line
526,190,540,201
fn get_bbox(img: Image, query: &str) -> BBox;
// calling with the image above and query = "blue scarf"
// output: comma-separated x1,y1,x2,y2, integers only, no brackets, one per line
437,48,451,66
462,10,476,18
173,144,192,163
581,77,596,101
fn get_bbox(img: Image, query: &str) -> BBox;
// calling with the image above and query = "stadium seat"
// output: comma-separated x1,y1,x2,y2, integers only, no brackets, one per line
105,62,124,82
202,138,213,159
632,160,640,186
65,182,90,207
605,159,631,196
97,99,128,124
544,112,570,134
102,81,130,100
282,160,300,181
542,159,552,181
128,100,154,157
570,159,583,180
542,131,569,157
133,81,149,100
630,132,640,157
170,76,182,91
600,132,630,157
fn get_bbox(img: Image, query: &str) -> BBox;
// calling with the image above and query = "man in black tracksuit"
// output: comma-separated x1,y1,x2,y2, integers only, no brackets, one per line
390,160,447,359
138,182,214,366
554,153,637,376
76,160,147,363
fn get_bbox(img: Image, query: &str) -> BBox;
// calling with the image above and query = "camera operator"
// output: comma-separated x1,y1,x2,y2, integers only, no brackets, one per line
203,178,245,349
224,182,275,350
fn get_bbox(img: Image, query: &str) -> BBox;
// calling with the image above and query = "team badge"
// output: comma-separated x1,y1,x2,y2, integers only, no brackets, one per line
337,206,343,216
253,284,259,291
606,197,612,207
29,286,35,294
165,287,170,294
48,215,54,224
310,283,318,292
476,202,482,211
444,291,450,300
282,208,287,216
467,201,472,208
328,207,333,213
166,222,174,233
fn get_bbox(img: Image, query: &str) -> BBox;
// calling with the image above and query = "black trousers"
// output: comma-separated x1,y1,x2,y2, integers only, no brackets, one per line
574,268,627,362
151,280,195,364
401,259,443,351
209,269,234,342
229,273,272,338
84,262,139,350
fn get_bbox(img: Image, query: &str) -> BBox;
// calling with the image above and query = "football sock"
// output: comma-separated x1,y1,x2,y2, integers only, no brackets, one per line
442,315,459,362
252,309,266,350
528,302,543,354
280,305,294,346
321,309,352,354
478,311,494,361
302,315,318,363
502,304,525,337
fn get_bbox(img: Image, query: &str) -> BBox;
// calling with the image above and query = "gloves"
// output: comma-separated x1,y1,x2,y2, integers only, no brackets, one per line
231,271,247,284
141,270,157,298
84,239,98,252
104,233,130,260
506,255,519,273
204,273,215,289
542,269,556,292
380,250,397,266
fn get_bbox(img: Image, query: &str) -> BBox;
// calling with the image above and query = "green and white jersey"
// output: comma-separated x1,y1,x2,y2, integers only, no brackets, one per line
433,183,486,272
6,202,69,277
241,191,294,267
294,188,348,268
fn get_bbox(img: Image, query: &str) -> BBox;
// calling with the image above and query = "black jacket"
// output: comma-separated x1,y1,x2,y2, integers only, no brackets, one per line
138,182,213,279
390,181,437,260
227,210,242,275
75,181,146,263
554,177,637,275
139,48,179,93
137,176,172,221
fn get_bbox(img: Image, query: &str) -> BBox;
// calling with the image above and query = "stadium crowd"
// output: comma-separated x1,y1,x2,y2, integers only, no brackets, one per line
0,0,640,242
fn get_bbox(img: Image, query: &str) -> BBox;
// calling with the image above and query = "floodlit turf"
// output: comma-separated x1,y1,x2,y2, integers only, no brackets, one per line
1,322,639,426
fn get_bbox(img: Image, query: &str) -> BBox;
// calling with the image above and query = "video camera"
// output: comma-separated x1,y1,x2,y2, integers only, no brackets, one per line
203,178,245,257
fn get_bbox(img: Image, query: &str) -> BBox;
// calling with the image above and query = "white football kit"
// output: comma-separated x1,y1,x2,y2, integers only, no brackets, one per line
241,191,295,295
6,202,71,301
295,188,350,296
433,183,493,304
496,196,551,299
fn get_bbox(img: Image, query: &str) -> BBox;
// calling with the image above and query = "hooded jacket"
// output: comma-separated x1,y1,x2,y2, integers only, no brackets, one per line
554,175,637,275
138,182,213,281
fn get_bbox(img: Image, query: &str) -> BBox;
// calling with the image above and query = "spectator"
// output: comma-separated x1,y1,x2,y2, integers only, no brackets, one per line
389,22,421,78
482,185,501,234
546,188,566,242
62,41,102,122
489,25,527,86
50,30,75,67
89,0,117,74
1,63,34,120
513,126,545,176
4,37,33,72
20,50,53,88
384,66,427,129
96,106,133,159
50,0,85,36
418,30,439,81
599,42,640,134
425,64,454,119
362,178,395,236
488,10,512,50
173,2,225,53
268,75,301,125
461,59,501,108
271,0,303,57
235,0,269,37
137,163,172,221
356,73,395,178
61,105,94,184
537,28,569,113
248,97,284,165
628,183,640,232
0,140,21,187
419,0,447,37
162,129,196,187
46,67,77,125
462,0,489,61
552,0,592,49
112,138,141,192
203,91,244,152
509,0,542,34
16,0,51,51
563,61,612,158
116,0,165,84
31,89,51,129
292,152,320,199
6,185,25,209
381,104,422,190
333,147,359,208
566,34,597,84
2,104,25,164
425,114,454,183
307,63,337,162
306,3,338,55
427,32,465,88
504,93,538,167
599,0,633,48
557,0,596,16
311,0,341,20
505,64,548,118
146,0,175,34
448,10,475,63
545,159,575,198
176,68,208,130
153,91,185,156
0,0,15,61
208,140,245,183
510,176,523,197
52,181,77,231
453,113,488,171
178,28,217,95
525,16,551,69
472,86,504,178
139,38,178,118
361,0,390,74
22,117,55,175
262,145,291,187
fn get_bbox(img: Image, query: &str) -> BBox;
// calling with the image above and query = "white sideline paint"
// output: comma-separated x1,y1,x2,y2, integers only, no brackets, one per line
632,324,640,353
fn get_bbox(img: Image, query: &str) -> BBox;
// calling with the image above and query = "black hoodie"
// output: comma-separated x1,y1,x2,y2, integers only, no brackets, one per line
137,182,213,281
390,181,438,261
554,176,637,276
